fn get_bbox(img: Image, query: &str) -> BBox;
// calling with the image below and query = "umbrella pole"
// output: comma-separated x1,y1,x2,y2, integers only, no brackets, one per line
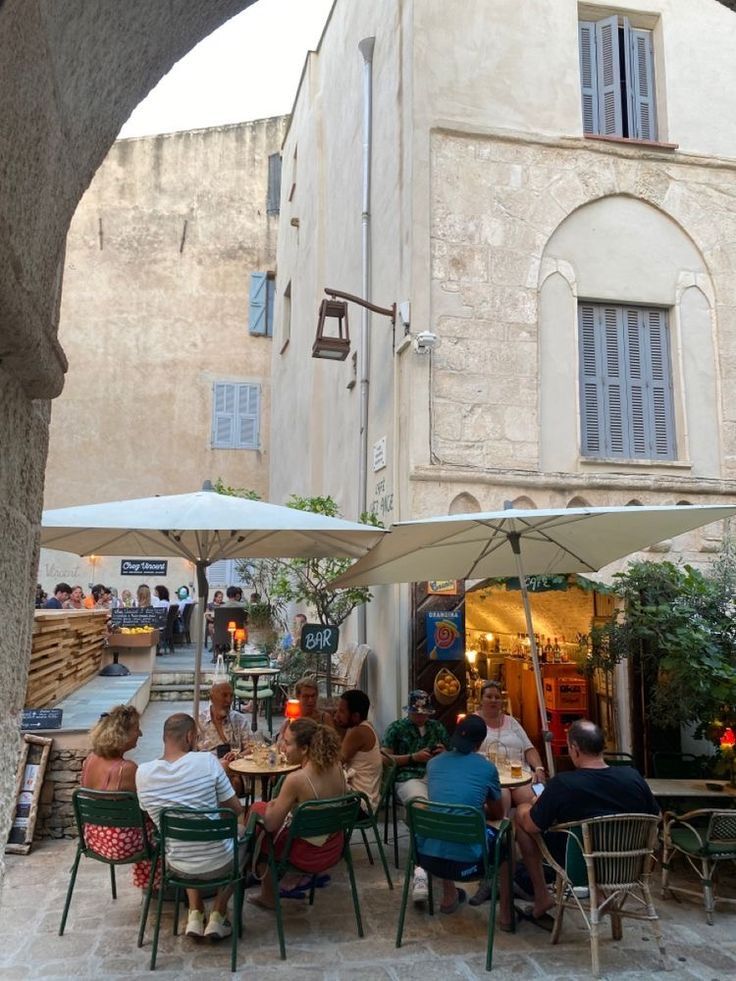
509,534,556,776
192,563,209,724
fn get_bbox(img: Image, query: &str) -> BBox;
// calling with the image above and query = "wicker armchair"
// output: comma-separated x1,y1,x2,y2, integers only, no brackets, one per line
535,813,669,979
662,808,736,923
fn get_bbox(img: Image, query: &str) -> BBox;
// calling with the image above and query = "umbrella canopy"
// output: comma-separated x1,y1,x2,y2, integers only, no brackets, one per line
41,485,385,720
330,503,736,773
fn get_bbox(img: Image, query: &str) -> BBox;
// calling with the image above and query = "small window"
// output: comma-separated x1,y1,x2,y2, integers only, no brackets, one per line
579,303,675,460
248,272,275,336
281,281,292,351
211,382,260,450
266,153,282,215
579,15,657,140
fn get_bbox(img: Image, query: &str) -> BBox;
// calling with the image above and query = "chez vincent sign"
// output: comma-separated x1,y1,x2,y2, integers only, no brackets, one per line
120,559,168,576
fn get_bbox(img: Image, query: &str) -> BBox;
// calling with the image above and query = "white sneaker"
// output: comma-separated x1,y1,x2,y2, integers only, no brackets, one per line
412,870,429,903
185,908,205,939
204,910,233,941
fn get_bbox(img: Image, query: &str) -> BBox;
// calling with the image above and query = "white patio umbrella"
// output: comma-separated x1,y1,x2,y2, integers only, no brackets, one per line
41,482,385,720
330,503,736,773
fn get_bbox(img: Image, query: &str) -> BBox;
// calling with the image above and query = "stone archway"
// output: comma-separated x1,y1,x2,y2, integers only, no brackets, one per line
0,0,255,864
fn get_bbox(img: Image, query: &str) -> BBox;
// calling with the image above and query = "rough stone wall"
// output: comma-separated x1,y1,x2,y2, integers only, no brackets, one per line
429,132,736,477
0,0,254,886
36,749,86,840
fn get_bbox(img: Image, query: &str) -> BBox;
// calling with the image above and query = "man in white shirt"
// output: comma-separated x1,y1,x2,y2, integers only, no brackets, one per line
136,714,244,941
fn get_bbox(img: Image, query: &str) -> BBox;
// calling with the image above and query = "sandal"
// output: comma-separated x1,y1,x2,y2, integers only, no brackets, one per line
295,874,331,890
279,886,307,899
440,887,467,914
514,903,554,932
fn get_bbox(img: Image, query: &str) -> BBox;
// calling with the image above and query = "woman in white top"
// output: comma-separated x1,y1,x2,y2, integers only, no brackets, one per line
475,679,546,810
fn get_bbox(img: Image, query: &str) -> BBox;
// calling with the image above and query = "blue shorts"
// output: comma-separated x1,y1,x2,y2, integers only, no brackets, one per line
417,826,505,881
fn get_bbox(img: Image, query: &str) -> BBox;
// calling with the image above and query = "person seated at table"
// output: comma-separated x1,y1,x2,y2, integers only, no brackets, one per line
80,705,156,890
475,679,546,811
247,718,347,910
222,585,247,608
422,714,513,922
43,582,72,609
137,713,245,940
205,589,225,650
197,681,249,796
64,585,85,610
83,583,105,609
276,677,335,749
334,689,382,814
135,584,152,608
514,719,659,928
152,584,170,609
382,690,450,902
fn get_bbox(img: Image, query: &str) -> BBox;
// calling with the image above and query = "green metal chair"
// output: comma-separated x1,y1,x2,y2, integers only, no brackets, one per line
652,751,707,779
232,650,275,734
350,756,397,889
59,789,156,936
603,751,635,767
139,807,248,972
396,800,513,972
383,768,401,870
248,792,364,959
662,808,736,923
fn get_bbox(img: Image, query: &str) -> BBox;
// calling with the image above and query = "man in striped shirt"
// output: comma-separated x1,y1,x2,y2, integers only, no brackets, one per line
136,714,244,940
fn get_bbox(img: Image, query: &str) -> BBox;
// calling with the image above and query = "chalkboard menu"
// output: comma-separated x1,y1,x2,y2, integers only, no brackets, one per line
21,709,63,731
300,623,340,655
110,606,168,629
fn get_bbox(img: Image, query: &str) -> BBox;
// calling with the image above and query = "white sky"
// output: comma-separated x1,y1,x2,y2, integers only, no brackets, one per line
119,0,333,139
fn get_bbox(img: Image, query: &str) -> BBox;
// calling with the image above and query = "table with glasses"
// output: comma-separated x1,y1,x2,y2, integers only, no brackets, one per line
230,666,280,732
229,756,300,802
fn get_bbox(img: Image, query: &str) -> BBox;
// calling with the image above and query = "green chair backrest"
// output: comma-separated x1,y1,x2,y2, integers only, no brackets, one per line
603,752,635,767
652,752,703,780
278,793,362,865
238,651,270,669
708,810,736,845
406,800,488,866
160,806,238,848
73,788,151,861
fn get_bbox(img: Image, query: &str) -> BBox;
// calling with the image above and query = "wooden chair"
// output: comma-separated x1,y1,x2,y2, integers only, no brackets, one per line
180,602,195,644
396,800,513,972
212,608,247,652
349,756,397,889
247,793,364,959
159,603,179,655
139,806,248,971
535,813,668,978
59,789,155,935
662,808,736,923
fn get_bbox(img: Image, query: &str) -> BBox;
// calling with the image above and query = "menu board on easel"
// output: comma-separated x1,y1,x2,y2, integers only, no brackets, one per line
6,733,52,855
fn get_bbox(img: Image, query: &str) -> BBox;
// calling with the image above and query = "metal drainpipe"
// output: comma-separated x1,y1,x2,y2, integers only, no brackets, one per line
357,36,375,647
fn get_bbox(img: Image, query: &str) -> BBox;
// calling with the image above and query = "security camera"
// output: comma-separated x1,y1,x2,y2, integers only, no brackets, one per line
414,330,439,353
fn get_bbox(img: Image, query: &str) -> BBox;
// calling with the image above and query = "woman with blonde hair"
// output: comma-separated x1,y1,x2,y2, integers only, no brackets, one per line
80,705,156,888
248,718,347,909
136,584,152,608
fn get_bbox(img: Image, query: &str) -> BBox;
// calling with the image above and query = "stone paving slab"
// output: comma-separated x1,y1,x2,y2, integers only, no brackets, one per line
1,835,735,980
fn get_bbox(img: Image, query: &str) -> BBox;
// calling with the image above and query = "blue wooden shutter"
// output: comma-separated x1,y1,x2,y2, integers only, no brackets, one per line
578,22,599,134
265,276,275,337
579,304,605,456
236,383,260,449
249,273,268,335
627,25,657,140
642,309,675,458
212,382,236,448
595,16,622,137
267,153,282,215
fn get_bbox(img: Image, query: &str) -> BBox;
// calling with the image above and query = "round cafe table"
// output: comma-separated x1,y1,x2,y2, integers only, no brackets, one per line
496,766,533,790
228,756,300,803
231,666,280,732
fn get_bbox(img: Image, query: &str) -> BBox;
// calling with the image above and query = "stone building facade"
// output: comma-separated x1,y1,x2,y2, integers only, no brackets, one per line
41,117,288,598
269,0,736,734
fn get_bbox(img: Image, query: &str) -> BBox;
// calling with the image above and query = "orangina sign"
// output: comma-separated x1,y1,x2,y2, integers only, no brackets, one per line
425,610,464,660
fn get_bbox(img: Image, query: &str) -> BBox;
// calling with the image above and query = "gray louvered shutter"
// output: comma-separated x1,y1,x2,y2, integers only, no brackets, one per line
266,153,282,215
595,15,622,137
578,22,599,134
249,272,268,335
579,304,605,456
265,276,275,337
236,384,260,449
642,309,675,458
601,306,628,456
627,26,657,140
212,382,236,448
624,308,647,456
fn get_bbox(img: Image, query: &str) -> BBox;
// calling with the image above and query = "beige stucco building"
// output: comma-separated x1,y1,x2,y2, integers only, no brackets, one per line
41,116,287,598
270,0,736,734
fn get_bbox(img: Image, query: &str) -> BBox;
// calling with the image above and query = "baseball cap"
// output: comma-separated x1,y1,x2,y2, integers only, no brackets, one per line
403,689,435,716
450,715,487,754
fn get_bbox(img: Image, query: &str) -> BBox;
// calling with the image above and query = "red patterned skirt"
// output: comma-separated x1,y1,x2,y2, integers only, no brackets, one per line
83,820,161,890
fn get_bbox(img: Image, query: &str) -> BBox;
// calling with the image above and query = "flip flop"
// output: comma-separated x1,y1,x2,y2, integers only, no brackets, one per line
440,887,467,914
279,886,307,899
295,874,331,890
514,904,554,932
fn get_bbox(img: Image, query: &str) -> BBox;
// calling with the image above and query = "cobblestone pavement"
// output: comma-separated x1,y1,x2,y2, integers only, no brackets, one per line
1,831,735,981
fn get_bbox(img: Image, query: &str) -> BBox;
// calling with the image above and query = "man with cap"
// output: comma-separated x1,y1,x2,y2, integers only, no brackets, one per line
421,714,512,922
382,690,449,901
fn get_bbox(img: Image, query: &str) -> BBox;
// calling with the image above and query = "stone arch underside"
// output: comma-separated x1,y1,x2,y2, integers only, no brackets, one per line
0,0,256,872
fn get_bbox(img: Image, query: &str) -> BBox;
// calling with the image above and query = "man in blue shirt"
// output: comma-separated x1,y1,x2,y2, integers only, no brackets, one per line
43,582,71,609
420,714,511,923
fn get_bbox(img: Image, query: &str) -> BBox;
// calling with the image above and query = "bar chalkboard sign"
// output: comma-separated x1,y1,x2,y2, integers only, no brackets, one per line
300,623,340,655
110,607,168,629
21,708,63,731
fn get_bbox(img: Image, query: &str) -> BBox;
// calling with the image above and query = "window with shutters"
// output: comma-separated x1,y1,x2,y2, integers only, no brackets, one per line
248,272,275,336
578,303,676,460
211,382,260,450
266,153,282,215
578,14,657,141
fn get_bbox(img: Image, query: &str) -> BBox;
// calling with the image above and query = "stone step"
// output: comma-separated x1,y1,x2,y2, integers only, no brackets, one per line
151,682,211,702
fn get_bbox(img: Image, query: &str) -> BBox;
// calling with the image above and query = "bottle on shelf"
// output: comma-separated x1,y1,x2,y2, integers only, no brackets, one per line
543,636,553,664
553,636,562,662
